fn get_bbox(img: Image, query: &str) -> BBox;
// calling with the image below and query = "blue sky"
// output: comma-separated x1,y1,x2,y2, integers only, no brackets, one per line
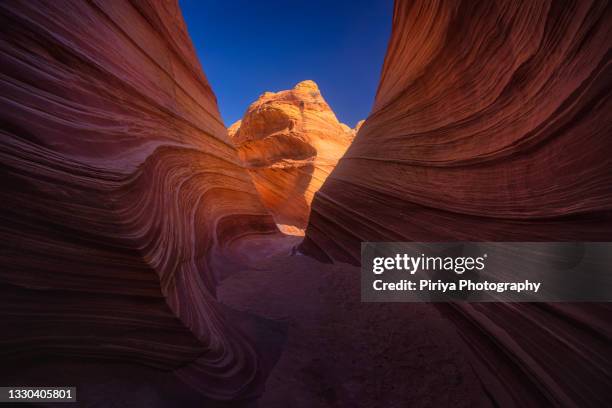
179,0,393,127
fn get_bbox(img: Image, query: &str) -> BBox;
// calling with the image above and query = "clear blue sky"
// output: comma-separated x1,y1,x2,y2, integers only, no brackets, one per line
179,0,393,128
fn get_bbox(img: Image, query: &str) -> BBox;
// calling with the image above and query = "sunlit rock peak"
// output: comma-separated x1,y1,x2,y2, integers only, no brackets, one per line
228,80,361,231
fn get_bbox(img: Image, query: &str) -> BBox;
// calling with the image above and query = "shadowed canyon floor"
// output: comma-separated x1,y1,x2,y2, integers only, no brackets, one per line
218,234,492,408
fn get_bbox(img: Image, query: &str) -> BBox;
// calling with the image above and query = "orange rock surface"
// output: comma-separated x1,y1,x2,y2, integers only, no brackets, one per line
229,80,357,231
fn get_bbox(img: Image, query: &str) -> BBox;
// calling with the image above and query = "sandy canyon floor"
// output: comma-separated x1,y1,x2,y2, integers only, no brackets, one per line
217,233,492,408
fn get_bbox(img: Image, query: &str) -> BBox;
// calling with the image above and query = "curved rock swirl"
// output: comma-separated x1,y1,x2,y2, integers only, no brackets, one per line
303,0,612,406
0,0,277,400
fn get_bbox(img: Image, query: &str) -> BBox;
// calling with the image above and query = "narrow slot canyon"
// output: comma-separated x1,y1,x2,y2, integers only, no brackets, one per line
0,1,610,407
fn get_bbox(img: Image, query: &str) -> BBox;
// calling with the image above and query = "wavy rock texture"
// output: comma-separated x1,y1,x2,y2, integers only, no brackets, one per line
303,0,612,406
2,0,611,406
228,80,356,232
0,0,281,402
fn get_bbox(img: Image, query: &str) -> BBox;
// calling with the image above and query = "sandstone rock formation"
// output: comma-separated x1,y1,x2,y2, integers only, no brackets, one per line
0,0,279,401
1,0,611,406
228,80,357,232
302,0,612,406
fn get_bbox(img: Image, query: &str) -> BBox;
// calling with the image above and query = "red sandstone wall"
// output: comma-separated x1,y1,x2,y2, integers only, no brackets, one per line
302,1,612,406
0,0,277,400
304,0,612,263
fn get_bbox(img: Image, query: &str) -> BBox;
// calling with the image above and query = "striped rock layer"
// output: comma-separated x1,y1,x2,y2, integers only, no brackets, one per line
0,0,278,401
302,0,612,406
